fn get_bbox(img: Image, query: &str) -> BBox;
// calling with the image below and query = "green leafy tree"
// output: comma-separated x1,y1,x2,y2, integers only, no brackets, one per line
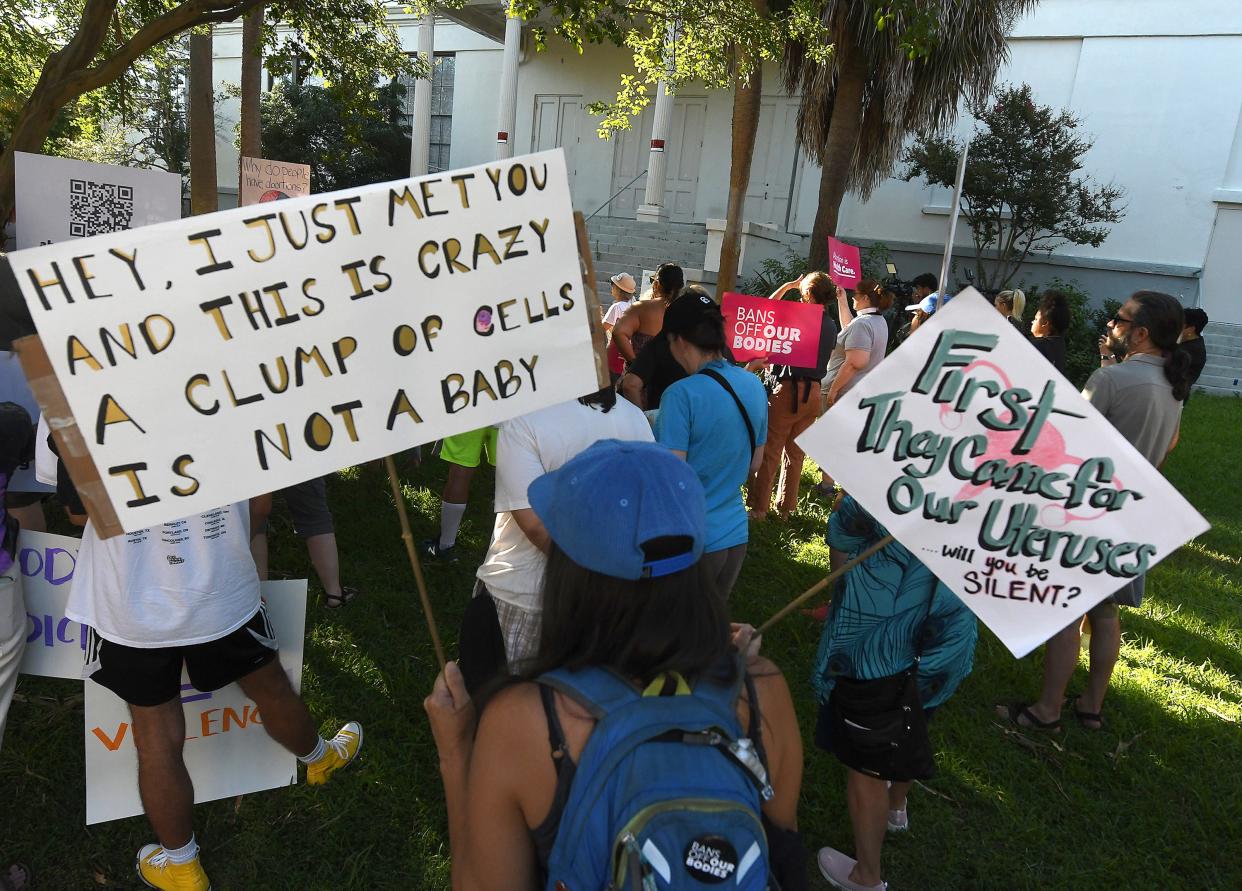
0,0,414,224
904,84,1125,290
257,80,412,191
784,0,1036,270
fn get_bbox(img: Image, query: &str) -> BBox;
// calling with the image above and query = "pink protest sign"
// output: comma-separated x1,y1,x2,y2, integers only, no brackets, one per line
722,292,824,366
827,237,861,288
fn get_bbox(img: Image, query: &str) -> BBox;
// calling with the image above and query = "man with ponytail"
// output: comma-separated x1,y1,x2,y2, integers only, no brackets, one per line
1004,290,1189,733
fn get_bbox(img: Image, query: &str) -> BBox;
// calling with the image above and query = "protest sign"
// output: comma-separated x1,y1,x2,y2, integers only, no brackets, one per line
4,149,605,536
83,580,307,824
240,156,311,206
797,288,1209,658
721,292,824,365
827,236,861,289
16,530,84,679
14,152,182,250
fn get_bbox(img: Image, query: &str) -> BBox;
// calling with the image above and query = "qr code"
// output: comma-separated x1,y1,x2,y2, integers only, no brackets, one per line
69,178,135,238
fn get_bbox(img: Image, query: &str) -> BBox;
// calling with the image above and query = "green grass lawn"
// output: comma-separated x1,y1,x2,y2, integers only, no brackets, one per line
3,396,1240,890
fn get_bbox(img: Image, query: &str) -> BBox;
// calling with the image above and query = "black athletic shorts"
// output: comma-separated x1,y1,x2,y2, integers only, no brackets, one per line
283,477,334,538
85,605,279,707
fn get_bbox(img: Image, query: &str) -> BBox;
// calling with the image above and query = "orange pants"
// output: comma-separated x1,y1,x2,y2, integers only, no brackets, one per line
748,379,820,517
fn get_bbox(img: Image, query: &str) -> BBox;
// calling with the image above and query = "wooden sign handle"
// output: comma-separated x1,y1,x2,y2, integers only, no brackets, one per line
573,211,612,391
757,535,895,635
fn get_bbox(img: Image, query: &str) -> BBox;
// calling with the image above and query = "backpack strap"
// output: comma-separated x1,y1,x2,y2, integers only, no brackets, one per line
538,666,641,719
699,367,756,453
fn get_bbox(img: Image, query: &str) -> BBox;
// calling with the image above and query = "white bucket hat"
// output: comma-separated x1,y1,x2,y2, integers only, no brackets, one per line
610,272,637,295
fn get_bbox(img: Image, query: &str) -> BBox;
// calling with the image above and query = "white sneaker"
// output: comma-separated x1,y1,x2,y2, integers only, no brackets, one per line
817,846,887,891
887,807,909,833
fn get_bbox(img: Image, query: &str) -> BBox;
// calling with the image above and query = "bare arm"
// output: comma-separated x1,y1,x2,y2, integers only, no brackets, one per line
826,349,869,406
767,278,801,300
620,373,646,410
742,658,803,831
511,507,550,553
612,305,642,362
750,444,763,476
836,286,854,325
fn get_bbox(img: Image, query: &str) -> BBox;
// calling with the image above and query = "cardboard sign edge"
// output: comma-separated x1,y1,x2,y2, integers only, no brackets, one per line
12,334,124,538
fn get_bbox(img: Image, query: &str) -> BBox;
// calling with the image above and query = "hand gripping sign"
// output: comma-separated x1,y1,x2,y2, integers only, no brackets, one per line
797,289,1209,658
2,149,606,536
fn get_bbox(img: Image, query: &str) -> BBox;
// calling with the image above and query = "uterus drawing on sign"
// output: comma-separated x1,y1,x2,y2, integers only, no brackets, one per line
936,359,1124,528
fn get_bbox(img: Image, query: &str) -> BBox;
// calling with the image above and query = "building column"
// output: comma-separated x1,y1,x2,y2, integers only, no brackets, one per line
495,6,521,160
409,13,435,177
637,23,678,224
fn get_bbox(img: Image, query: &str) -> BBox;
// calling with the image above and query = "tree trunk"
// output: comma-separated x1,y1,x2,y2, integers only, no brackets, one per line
717,66,762,295
717,1,768,295
806,33,866,271
189,31,218,214
239,6,263,166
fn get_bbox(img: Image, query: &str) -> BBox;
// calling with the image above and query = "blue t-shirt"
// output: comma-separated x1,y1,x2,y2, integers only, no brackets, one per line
655,359,767,553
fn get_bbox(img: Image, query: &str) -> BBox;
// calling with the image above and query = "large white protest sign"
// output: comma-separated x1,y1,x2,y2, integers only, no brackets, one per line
14,152,182,250
84,580,307,825
798,289,1209,658
16,530,86,679
5,149,605,536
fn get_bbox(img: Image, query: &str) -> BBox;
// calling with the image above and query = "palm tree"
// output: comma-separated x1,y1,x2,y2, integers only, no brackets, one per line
784,0,1036,269
189,30,218,214
239,7,265,167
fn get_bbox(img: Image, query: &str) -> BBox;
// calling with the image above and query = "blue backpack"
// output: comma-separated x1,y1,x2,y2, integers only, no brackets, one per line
539,663,774,890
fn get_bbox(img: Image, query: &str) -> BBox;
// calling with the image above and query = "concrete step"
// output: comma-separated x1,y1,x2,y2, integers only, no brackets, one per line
1196,372,1241,393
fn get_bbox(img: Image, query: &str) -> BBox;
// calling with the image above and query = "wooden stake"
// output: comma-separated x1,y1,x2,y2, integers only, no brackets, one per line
573,211,612,390
757,535,894,635
384,455,446,671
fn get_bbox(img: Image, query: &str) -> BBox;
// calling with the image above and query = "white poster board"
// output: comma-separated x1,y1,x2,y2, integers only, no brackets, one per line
5,149,603,535
14,530,310,824
16,531,85,678
14,152,182,250
240,156,311,206
84,579,307,825
797,289,1209,658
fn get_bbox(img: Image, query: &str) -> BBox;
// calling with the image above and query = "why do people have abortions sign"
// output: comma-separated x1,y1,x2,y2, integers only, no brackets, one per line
797,289,1209,658
4,149,604,535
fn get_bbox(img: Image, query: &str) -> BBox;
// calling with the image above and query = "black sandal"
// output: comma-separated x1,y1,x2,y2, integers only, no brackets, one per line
324,586,358,610
1067,695,1104,730
999,703,1062,732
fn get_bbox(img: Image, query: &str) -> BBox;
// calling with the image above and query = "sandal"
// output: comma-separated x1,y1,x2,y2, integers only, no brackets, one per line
324,586,358,610
0,863,31,891
1067,694,1104,731
998,703,1062,732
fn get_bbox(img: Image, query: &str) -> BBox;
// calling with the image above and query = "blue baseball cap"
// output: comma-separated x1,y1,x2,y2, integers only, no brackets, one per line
528,439,706,580
905,292,941,314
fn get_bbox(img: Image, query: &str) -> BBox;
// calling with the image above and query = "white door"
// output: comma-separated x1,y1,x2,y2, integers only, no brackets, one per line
744,98,800,228
532,95,583,193
608,97,707,222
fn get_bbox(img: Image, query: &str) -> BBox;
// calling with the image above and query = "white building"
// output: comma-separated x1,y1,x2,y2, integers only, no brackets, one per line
213,0,1242,393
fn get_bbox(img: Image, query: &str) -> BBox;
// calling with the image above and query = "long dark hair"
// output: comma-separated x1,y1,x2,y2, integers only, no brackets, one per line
1130,291,1192,401
578,383,618,413
521,539,735,689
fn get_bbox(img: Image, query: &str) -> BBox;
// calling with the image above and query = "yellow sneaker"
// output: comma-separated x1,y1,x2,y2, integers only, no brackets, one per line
136,844,210,891
306,720,363,786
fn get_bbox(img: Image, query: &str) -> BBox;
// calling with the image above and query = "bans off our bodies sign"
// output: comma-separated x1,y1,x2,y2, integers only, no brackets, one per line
721,292,824,365
5,150,600,535
798,289,1209,658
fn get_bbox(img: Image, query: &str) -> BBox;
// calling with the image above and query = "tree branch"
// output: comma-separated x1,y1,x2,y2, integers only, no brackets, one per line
60,0,266,100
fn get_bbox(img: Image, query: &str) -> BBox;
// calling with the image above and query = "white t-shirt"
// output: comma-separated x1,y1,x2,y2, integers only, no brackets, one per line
66,502,262,648
477,397,654,610
603,298,633,328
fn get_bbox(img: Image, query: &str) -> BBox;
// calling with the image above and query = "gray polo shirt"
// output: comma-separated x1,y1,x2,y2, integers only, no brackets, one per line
823,309,889,394
1082,354,1182,467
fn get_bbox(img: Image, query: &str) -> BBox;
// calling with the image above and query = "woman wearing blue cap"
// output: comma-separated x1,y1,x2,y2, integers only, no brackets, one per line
654,286,768,598
424,440,807,891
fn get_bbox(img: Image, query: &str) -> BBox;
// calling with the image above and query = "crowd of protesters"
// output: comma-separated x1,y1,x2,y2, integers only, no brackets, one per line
0,253,1212,890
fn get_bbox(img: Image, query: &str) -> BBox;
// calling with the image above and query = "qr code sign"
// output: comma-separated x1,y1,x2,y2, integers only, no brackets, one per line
69,178,135,238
